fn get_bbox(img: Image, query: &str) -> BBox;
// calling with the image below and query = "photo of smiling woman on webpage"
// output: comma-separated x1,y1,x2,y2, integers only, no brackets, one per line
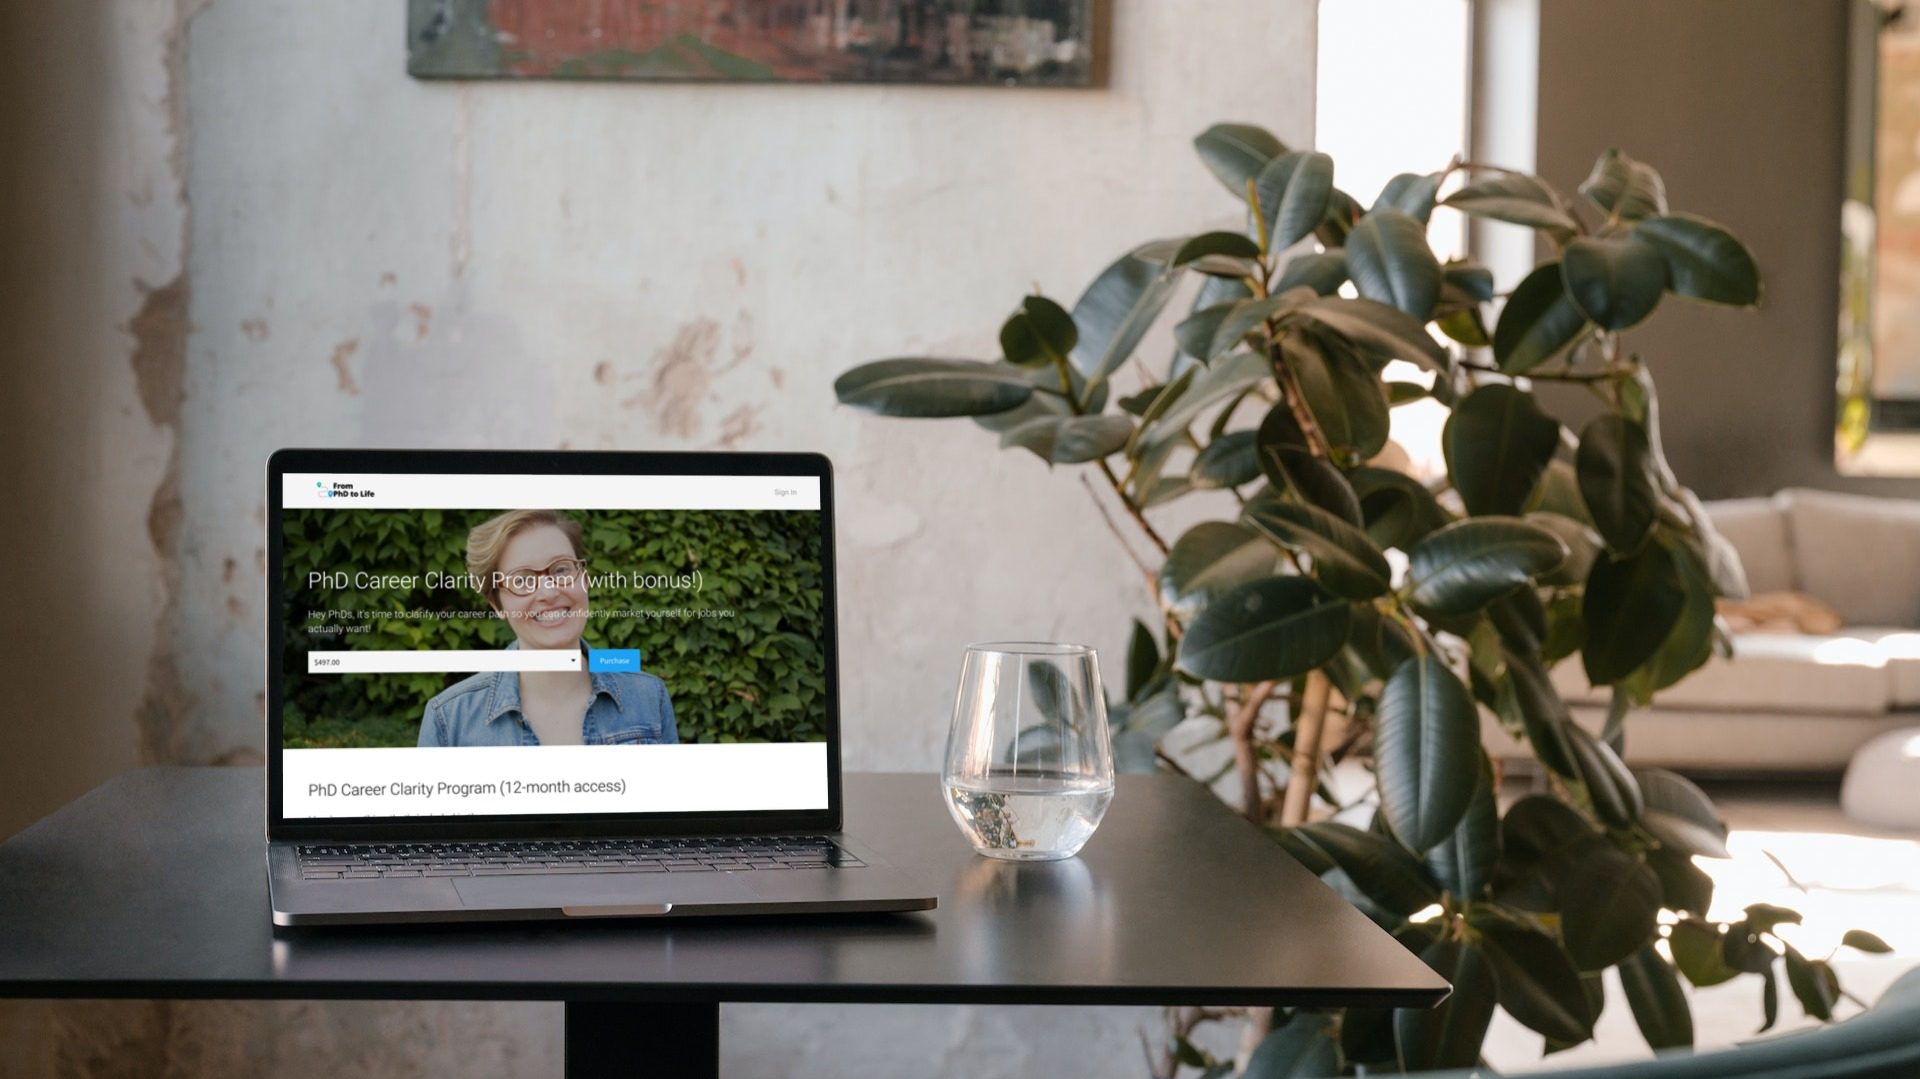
417,509,679,747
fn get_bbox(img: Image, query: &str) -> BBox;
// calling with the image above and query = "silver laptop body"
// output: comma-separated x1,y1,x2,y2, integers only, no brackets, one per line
264,448,934,926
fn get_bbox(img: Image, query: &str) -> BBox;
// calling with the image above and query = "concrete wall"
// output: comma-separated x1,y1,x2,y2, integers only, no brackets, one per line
1536,0,1920,500
0,0,1316,1074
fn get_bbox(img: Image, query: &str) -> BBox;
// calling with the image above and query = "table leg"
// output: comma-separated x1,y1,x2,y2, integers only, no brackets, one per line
564,1000,719,1079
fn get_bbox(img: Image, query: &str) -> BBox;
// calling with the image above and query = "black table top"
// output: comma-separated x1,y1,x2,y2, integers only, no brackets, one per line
0,769,1448,1008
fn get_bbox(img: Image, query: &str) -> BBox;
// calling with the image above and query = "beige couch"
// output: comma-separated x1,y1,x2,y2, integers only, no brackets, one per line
1509,489,1920,776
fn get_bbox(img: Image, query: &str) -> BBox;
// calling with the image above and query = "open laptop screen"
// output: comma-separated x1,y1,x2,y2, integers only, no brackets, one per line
270,457,833,822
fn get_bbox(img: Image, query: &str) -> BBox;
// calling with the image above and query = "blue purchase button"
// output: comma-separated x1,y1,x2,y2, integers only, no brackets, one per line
588,648,641,673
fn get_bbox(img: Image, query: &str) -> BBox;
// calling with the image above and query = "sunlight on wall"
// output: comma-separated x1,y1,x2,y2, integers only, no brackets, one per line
1316,0,1470,479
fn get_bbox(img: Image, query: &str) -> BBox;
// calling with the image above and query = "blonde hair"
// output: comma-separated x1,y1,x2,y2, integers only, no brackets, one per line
465,510,585,605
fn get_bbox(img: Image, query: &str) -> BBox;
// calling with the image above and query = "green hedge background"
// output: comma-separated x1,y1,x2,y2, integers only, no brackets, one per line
281,508,827,747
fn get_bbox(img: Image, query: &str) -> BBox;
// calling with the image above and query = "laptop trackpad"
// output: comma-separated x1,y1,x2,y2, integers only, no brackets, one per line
453,873,756,912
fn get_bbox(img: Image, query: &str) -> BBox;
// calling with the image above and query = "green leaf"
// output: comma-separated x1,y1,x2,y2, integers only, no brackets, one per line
1143,351,1270,447
1564,721,1643,828
1285,821,1440,917
1784,945,1838,1022
1375,171,1443,223
1494,262,1591,373
1124,619,1159,702
1256,405,1364,524
1158,521,1281,622
1317,187,1365,246
1191,430,1262,489
1207,295,1296,358
1071,254,1179,384
1745,902,1804,934
1338,1006,1396,1066
1194,122,1286,198
1174,301,1241,361
1621,943,1695,1050
834,358,1033,417
1635,213,1761,306
1351,467,1450,551
1577,415,1659,553
1174,231,1264,266
1274,251,1349,296
1427,756,1498,897
1580,149,1669,221
1444,263,1496,302
1242,1012,1339,1079
1376,656,1481,852
1347,603,1417,682
1441,174,1579,237
1527,458,1592,524
1397,938,1498,1071
1345,209,1443,318
1244,499,1393,599
997,414,1135,464
1480,920,1594,1044
1387,380,1430,406
972,380,1073,433
1119,368,1196,452
999,295,1077,368
1112,690,1184,773
1175,576,1352,683
1582,541,1689,684
1647,845,1715,915
1285,332,1390,461
1405,517,1568,617
1761,965,1781,1032
1561,235,1669,330
1443,385,1563,517
1671,918,1739,987
1636,767,1730,859
1505,647,1578,777
1551,836,1662,970
1528,512,1602,587
1289,296,1447,370
1844,929,1894,954
1255,150,1336,250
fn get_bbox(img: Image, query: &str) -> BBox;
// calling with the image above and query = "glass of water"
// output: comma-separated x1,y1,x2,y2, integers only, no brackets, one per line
942,642,1115,861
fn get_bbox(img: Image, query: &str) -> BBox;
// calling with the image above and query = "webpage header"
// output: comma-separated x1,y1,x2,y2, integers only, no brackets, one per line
283,473,821,511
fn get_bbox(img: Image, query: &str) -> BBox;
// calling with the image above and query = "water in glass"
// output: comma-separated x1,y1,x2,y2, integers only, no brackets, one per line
941,643,1115,860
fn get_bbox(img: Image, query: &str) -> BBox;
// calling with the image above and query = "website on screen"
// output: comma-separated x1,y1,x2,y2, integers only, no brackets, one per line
277,473,829,818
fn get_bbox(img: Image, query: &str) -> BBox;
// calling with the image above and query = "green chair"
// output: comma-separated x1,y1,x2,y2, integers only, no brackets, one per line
1413,965,1920,1079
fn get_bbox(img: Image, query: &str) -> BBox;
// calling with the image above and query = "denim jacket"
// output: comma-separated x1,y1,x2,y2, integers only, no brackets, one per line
417,644,678,747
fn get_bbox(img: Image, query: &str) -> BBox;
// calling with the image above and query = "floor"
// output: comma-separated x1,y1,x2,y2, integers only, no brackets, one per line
1484,779,1920,1073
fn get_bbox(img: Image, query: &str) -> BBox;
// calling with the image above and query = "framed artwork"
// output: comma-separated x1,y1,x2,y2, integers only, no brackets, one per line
408,0,1096,86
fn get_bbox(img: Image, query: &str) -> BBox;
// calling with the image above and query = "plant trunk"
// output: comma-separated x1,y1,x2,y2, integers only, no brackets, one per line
1280,671,1332,828
1227,681,1278,821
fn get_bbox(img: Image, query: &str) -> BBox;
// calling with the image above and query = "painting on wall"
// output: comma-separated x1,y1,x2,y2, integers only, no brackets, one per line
407,0,1095,86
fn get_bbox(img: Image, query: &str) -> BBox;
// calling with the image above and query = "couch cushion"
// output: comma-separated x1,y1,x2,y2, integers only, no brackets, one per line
1550,632,1894,714
1845,628,1920,708
1782,488,1920,626
1706,494,1794,595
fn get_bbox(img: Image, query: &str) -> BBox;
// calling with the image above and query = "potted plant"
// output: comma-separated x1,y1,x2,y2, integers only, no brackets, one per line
834,123,1888,1075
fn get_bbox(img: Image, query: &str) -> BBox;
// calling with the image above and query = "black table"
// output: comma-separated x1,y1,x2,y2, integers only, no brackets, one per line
0,769,1447,1076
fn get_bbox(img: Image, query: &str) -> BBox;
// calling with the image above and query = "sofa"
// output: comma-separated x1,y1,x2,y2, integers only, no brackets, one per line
1500,488,1920,776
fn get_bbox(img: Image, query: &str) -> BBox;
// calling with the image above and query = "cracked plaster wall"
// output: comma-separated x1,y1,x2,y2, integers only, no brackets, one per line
0,0,1314,1073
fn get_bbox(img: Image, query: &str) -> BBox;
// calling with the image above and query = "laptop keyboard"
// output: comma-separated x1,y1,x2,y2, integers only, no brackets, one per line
294,836,864,880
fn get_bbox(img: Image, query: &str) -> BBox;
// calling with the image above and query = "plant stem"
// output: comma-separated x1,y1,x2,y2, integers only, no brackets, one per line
1281,672,1333,827
1096,458,1170,556
1227,680,1279,821
1079,473,1160,598
1455,358,1613,384
1268,334,1335,458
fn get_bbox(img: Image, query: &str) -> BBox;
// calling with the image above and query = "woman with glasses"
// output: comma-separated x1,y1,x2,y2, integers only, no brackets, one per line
417,509,679,747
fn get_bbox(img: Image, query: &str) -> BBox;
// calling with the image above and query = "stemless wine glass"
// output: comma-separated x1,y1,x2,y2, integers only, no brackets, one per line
941,642,1115,860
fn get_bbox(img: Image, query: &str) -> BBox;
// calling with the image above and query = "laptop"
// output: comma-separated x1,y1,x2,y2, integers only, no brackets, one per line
264,448,935,925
